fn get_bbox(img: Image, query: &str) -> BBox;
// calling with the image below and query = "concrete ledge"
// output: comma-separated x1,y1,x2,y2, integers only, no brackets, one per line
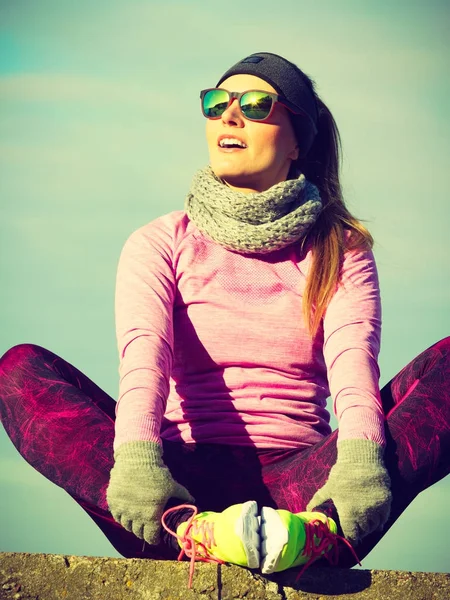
1,552,449,600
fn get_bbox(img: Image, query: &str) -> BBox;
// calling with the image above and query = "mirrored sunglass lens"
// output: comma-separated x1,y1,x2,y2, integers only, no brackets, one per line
240,92,273,120
203,90,230,117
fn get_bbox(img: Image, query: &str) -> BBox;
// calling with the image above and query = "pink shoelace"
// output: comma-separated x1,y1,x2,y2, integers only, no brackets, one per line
161,505,362,589
161,504,225,588
294,517,362,581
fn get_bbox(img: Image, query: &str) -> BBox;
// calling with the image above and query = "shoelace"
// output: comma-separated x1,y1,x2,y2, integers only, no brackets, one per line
161,503,226,588
294,518,362,581
161,506,362,589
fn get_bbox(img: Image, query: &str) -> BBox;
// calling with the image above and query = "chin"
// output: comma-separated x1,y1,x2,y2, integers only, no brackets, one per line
211,163,255,187
218,172,255,189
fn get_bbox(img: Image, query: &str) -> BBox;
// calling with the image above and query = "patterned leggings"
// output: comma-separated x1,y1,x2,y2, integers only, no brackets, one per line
0,337,449,567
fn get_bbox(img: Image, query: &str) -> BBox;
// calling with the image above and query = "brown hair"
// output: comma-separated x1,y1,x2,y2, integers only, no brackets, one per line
289,80,374,337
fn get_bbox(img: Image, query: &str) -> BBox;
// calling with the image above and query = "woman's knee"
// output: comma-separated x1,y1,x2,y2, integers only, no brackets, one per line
420,336,450,376
432,336,450,355
0,343,44,376
388,336,450,406
0,343,37,365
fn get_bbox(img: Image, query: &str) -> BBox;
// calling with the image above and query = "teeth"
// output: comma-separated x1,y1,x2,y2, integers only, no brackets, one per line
219,138,247,148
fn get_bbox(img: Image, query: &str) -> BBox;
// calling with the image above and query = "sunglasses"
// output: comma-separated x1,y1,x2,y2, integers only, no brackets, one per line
200,88,306,122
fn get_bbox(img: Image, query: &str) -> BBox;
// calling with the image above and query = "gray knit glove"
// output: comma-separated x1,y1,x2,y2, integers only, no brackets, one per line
106,441,194,545
306,439,392,544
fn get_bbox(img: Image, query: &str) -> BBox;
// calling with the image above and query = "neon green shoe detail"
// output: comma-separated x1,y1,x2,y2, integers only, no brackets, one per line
260,508,338,574
175,501,260,568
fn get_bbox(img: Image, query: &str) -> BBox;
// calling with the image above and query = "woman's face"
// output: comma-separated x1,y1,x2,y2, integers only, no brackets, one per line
205,74,299,194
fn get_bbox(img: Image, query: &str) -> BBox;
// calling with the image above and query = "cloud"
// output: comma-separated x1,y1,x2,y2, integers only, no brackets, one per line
0,72,184,112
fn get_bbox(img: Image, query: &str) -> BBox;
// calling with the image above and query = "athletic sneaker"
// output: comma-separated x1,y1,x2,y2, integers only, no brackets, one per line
161,501,260,588
260,507,359,577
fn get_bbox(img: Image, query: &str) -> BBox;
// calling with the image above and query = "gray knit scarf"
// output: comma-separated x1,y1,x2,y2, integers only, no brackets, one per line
185,165,322,254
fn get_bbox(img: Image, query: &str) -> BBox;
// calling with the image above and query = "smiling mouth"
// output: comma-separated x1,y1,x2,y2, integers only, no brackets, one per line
218,138,248,150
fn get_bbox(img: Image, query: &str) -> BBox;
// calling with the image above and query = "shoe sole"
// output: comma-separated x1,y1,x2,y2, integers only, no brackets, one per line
260,507,289,574
234,500,260,569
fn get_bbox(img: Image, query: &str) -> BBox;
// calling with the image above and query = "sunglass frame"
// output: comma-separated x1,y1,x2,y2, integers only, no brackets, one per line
200,88,306,122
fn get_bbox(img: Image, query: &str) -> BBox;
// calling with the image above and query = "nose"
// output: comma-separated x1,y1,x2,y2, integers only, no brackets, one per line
221,98,244,127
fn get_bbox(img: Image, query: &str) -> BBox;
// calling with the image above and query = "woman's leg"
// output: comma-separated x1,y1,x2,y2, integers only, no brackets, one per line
0,343,180,559
4,336,448,566
259,336,450,567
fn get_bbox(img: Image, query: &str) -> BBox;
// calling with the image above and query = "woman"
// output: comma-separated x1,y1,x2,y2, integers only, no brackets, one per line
1,52,449,588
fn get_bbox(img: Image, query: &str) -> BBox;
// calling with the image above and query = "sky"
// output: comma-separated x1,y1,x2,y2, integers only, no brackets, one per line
1,0,449,575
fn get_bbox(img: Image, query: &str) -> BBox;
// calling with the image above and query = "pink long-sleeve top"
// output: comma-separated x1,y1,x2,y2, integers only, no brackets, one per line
113,210,386,453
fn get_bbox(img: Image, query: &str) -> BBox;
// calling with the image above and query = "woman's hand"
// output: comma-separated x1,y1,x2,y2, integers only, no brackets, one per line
106,440,194,546
307,439,392,544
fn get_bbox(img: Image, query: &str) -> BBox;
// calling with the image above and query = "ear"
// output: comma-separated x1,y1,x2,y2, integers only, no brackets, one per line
288,144,300,162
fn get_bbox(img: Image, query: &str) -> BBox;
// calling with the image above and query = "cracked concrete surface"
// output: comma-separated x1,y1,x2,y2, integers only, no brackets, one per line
1,552,449,599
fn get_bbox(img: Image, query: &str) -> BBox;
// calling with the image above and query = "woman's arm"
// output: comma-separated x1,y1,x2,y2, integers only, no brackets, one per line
323,245,386,445
107,217,195,546
113,219,176,453
308,247,391,543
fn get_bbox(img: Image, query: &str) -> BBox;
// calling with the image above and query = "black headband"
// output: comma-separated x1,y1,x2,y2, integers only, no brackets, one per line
216,52,318,158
